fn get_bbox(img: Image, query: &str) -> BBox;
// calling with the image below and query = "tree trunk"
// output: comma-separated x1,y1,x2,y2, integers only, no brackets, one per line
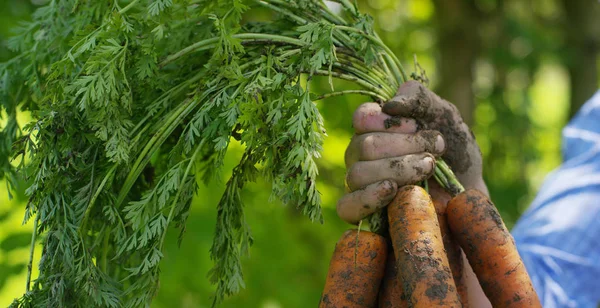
562,0,600,118
432,0,481,125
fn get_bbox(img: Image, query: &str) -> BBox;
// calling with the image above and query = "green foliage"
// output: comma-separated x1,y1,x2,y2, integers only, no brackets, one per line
1,0,413,306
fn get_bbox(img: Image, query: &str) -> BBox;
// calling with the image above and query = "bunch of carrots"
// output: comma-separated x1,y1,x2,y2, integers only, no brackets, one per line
319,183,541,307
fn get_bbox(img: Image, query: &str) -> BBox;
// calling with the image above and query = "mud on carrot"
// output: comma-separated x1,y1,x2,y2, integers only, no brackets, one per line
319,229,387,308
387,185,462,308
378,249,408,308
447,189,541,308
430,182,468,307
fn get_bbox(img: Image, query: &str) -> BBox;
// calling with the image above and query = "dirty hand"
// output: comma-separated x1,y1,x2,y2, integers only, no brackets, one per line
337,80,487,224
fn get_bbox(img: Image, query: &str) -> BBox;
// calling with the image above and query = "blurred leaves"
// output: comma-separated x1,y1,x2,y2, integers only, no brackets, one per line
0,233,30,252
0,263,26,291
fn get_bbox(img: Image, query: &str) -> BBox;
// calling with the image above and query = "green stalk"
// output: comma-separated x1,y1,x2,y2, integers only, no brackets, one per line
101,232,109,272
81,164,118,230
378,55,399,90
257,1,307,24
335,25,408,82
433,171,443,188
278,49,302,58
318,2,348,25
335,53,390,85
260,0,346,27
371,29,403,88
118,0,141,14
434,166,449,188
334,51,396,90
338,0,358,16
116,98,199,207
257,0,352,49
331,62,395,97
25,214,38,292
380,54,403,86
117,82,244,209
314,89,386,102
161,33,306,67
130,72,204,136
161,139,205,248
146,137,203,303
146,58,263,145
310,70,389,98
436,160,465,195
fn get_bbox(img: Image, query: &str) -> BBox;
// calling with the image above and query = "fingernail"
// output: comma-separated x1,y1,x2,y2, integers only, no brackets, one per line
378,180,396,198
423,155,435,173
377,180,397,207
435,134,445,154
382,99,403,115
418,130,443,153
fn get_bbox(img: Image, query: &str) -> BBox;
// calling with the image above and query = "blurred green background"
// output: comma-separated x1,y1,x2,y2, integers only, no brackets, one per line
1,0,599,307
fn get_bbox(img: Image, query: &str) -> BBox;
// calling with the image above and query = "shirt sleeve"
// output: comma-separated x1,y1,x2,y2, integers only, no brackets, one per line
511,90,600,308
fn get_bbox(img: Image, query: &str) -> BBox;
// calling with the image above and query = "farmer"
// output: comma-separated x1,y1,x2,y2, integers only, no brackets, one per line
337,81,600,307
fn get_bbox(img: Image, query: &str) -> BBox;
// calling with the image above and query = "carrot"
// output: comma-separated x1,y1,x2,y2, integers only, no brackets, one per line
387,185,462,308
319,229,387,308
443,234,468,307
430,184,468,307
447,189,541,308
378,250,408,308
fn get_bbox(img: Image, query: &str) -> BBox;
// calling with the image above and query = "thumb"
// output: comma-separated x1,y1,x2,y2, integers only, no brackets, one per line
383,80,445,121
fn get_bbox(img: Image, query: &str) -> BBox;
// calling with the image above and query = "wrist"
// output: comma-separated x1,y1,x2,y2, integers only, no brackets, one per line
463,177,489,197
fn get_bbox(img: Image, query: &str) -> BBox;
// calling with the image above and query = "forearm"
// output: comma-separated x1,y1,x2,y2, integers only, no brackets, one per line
462,251,492,308
465,177,489,197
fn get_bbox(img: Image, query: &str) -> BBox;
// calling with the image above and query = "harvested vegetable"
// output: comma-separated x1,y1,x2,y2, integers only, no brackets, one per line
387,185,462,308
447,189,541,308
430,184,468,307
378,250,407,308
319,230,387,308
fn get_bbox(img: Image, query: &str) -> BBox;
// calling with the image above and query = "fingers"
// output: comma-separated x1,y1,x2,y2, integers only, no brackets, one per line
352,103,418,134
345,130,445,167
382,80,460,122
346,153,435,191
337,180,398,224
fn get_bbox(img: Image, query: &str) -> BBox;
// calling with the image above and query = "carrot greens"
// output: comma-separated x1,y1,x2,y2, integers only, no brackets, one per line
0,0,460,306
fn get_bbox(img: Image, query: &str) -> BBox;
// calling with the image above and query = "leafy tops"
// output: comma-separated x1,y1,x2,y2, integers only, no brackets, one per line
0,0,427,306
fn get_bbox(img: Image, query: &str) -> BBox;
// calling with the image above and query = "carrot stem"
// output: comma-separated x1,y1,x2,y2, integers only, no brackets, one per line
435,160,464,196
314,89,386,102
366,210,387,235
25,214,38,292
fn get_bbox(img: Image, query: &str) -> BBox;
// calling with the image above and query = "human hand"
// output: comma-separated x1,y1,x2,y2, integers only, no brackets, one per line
337,80,487,224
383,80,485,192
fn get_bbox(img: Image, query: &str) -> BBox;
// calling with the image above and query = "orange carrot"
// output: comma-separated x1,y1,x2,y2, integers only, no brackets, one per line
378,250,408,308
447,189,541,308
319,229,387,308
387,185,462,308
430,183,468,307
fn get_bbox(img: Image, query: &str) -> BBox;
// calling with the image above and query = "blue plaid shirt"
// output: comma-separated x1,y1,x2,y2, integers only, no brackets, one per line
512,91,600,308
